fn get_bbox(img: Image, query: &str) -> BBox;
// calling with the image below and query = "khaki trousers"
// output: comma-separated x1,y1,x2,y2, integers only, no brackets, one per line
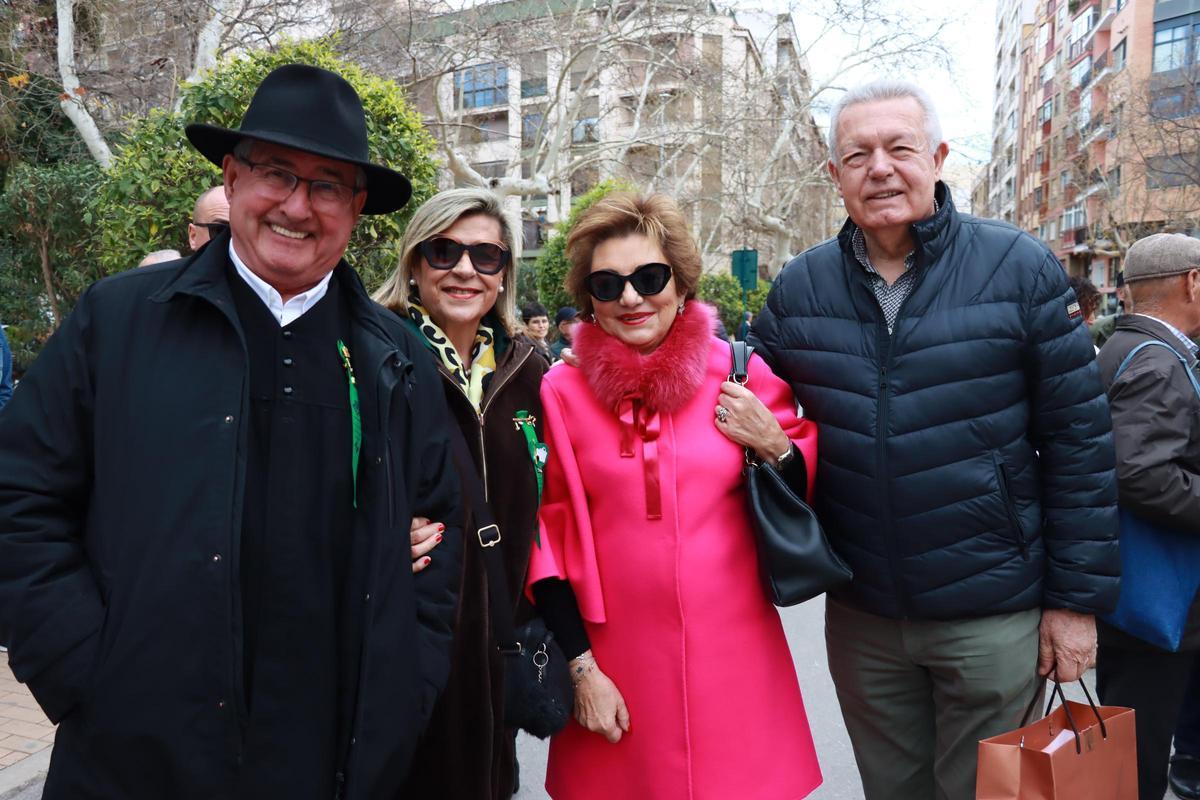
825,598,1042,800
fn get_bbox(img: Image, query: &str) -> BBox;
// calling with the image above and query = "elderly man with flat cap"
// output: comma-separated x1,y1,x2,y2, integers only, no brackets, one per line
1095,232,1200,800
0,64,463,800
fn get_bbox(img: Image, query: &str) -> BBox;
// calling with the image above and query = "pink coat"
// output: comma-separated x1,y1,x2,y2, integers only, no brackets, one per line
527,303,822,800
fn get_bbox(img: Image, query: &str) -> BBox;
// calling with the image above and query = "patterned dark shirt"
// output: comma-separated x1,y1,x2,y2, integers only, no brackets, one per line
849,199,939,333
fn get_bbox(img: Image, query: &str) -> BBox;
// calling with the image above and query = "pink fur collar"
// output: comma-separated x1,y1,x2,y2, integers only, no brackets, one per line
574,301,718,412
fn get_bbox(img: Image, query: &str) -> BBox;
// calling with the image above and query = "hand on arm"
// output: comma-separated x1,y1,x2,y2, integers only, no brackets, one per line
409,516,444,573
570,649,630,743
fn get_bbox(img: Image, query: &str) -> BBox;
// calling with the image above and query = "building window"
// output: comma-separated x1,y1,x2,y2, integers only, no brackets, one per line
1036,146,1046,166
1153,23,1192,73
1040,60,1055,85
1107,166,1121,197
1146,152,1198,188
1149,87,1200,119
1070,55,1092,88
520,53,547,98
1035,186,1045,205
454,62,508,109
572,97,600,144
1062,203,1086,230
522,110,544,149
1112,39,1126,72
1038,99,1053,123
459,112,508,144
1061,170,1070,189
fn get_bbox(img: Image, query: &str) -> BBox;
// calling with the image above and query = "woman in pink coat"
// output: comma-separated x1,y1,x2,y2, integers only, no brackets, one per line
526,192,822,799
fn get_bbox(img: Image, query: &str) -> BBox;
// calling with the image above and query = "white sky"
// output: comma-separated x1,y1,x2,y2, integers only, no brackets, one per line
758,0,998,201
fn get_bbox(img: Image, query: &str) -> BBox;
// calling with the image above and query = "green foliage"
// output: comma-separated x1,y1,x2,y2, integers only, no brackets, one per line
0,159,104,365
696,272,771,335
533,180,634,312
94,39,439,289
0,73,92,177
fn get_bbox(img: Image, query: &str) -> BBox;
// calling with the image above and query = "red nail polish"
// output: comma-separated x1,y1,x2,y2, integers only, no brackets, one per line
423,557,432,565
437,523,445,532
435,534,443,543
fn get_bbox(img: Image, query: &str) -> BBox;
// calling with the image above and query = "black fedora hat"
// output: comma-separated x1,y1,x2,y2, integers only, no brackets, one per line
185,64,411,215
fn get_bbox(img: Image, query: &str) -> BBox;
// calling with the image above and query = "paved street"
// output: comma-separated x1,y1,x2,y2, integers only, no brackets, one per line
1,602,1182,799
0,654,54,770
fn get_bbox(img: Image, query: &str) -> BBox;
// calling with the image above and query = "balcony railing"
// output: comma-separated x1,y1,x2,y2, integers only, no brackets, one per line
1069,38,1090,62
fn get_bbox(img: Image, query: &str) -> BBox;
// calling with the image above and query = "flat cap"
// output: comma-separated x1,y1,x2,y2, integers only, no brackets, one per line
1125,233,1200,282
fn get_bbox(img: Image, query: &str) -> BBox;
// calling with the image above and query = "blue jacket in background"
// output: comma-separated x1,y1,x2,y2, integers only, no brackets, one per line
0,326,12,411
750,183,1120,620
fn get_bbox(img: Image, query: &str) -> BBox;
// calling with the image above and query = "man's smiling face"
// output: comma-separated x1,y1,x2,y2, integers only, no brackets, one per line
828,96,947,237
222,140,366,299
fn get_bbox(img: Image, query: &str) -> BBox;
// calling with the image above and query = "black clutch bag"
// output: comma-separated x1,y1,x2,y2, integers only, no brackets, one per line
730,341,853,606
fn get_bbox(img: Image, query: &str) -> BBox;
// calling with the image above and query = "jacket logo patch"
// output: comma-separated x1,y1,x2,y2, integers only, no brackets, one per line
1067,301,1082,320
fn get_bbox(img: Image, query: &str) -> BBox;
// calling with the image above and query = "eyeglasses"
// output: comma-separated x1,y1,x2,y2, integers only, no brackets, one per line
418,236,510,275
584,262,673,302
236,156,360,211
191,221,229,237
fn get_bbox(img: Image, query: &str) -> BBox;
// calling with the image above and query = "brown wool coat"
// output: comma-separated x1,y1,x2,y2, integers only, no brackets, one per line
404,332,547,799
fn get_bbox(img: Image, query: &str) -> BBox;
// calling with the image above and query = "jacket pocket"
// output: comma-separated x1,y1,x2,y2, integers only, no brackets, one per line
992,452,1029,560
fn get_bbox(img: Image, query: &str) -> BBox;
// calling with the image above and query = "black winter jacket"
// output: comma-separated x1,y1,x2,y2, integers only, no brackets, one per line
751,185,1119,620
0,237,463,800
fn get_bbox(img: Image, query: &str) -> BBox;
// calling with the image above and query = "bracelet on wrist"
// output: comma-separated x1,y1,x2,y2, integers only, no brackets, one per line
569,653,597,686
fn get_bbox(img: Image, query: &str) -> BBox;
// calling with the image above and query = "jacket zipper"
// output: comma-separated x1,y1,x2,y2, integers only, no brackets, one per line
992,452,1029,560
871,251,930,618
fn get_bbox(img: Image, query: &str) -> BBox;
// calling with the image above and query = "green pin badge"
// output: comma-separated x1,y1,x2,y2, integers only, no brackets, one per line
513,410,547,546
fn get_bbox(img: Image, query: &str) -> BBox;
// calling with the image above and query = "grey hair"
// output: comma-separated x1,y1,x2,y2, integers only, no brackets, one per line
373,188,522,334
827,79,944,162
232,138,367,190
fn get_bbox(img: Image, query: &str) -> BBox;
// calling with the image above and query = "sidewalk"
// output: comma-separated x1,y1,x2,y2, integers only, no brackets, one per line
0,653,54,770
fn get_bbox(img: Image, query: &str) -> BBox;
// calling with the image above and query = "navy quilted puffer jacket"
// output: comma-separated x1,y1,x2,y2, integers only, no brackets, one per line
750,185,1120,620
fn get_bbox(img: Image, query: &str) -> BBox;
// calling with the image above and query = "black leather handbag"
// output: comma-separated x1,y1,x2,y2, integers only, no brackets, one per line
450,430,572,739
730,341,853,606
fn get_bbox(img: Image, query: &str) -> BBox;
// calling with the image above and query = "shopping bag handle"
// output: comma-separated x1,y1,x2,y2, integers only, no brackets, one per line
1019,677,1108,755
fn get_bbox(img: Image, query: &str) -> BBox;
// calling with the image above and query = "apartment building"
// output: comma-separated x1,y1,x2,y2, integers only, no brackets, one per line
403,0,836,271
983,0,1036,222
1010,0,1200,300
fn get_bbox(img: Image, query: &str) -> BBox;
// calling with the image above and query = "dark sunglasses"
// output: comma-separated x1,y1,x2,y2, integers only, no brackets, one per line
418,237,510,275
584,262,673,302
192,221,229,236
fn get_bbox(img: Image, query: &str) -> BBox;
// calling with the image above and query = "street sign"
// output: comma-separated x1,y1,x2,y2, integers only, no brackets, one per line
731,249,758,291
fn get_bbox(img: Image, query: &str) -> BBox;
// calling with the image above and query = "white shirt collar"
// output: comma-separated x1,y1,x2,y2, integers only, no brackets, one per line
228,241,334,327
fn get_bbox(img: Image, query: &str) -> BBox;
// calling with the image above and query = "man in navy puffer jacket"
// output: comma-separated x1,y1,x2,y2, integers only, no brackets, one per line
751,80,1119,800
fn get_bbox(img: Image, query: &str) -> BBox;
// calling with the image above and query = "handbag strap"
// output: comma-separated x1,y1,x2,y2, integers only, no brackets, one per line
729,340,754,384
447,427,521,655
1113,339,1200,399
729,341,757,465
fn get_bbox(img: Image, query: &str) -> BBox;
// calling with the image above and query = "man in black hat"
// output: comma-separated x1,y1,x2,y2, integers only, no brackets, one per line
0,64,463,800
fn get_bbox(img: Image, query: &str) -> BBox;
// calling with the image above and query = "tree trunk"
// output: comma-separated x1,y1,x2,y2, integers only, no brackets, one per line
39,234,62,329
56,0,113,167
176,0,237,111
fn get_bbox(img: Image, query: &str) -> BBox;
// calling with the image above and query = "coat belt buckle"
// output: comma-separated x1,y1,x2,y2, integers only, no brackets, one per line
477,524,502,548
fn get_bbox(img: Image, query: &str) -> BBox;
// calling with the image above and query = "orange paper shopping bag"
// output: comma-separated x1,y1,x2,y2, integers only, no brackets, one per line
977,680,1137,800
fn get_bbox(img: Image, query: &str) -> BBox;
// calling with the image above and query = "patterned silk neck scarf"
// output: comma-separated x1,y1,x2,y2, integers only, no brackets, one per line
407,300,496,413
